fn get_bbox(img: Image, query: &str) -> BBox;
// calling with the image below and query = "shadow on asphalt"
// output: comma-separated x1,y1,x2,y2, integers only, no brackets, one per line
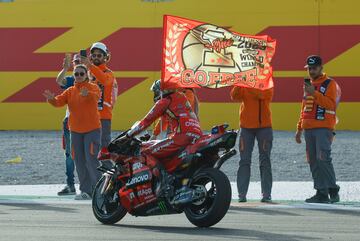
112,223,317,241
229,206,302,216
309,208,360,217
0,203,78,213
230,205,360,218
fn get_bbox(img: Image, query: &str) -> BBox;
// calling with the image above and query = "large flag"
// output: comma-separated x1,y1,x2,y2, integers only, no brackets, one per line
161,15,276,90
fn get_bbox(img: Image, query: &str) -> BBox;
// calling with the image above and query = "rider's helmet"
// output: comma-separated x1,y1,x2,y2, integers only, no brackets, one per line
150,79,175,102
150,79,161,102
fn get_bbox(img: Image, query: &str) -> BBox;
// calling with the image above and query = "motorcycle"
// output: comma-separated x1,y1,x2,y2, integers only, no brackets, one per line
92,124,237,227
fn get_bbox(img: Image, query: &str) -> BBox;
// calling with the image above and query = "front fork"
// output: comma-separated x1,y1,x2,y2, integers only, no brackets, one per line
97,165,116,195
101,173,113,195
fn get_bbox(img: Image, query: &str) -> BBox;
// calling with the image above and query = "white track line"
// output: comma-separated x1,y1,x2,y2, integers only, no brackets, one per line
1,182,359,209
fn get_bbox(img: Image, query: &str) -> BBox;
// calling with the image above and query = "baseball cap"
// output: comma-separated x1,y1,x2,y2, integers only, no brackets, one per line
304,55,322,68
72,54,81,62
90,42,108,55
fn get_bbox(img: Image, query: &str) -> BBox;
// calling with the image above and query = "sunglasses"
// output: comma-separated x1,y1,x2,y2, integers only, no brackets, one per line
307,66,320,70
91,53,104,58
74,72,86,77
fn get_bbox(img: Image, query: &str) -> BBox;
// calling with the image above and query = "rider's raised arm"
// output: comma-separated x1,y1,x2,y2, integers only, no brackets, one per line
128,98,171,137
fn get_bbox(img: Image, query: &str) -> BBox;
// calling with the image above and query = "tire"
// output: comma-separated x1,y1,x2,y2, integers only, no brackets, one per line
184,168,231,227
92,176,127,224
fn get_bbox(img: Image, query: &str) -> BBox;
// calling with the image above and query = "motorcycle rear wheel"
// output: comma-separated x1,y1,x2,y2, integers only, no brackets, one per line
184,168,231,227
92,176,127,224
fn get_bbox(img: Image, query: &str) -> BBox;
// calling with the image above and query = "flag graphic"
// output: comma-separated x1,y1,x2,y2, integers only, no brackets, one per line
161,15,276,90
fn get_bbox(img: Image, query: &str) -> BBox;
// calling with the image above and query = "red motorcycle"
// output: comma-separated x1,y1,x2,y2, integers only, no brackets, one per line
92,124,237,227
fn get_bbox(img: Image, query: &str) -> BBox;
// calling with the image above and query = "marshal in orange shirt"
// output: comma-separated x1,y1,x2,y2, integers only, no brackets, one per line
297,74,337,131
48,81,101,133
230,86,274,129
89,63,116,120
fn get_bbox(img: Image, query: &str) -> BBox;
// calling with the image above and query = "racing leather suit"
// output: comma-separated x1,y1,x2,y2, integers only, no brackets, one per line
128,91,202,172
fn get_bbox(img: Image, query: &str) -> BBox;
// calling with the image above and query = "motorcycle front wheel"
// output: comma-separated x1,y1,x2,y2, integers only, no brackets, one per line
184,168,231,227
92,176,127,224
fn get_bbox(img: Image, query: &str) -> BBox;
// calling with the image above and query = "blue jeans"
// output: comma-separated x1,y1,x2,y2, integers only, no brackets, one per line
63,118,75,187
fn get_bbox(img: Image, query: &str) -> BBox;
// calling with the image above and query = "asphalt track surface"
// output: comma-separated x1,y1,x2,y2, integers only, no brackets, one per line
1,131,359,241
0,202,359,241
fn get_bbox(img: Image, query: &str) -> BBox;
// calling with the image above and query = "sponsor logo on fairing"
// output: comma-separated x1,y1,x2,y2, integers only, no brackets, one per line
138,187,153,196
129,187,153,200
185,132,201,144
158,201,167,213
126,171,151,187
132,162,144,171
151,140,174,153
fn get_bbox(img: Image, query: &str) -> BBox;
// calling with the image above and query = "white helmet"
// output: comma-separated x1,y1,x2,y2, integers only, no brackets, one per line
90,42,108,55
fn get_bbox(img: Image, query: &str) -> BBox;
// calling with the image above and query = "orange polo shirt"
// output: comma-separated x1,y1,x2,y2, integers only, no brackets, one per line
48,81,101,133
230,86,274,129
